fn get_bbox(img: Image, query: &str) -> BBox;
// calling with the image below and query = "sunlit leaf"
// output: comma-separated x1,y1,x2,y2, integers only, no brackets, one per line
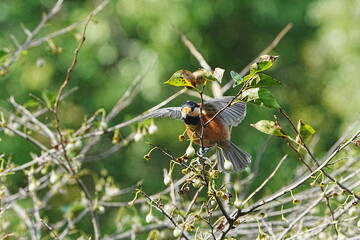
248,73,283,88
298,120,316,140
250,55,279,74
251,120,287,138
238,88,281,109
164,70,196,88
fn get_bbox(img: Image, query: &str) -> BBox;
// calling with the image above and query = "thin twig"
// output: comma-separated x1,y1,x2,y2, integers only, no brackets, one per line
222,23,293,93
179,32,211,72
242,154,287,206
142,190,191,240
1,0,110,71
51,13,102,240
41,219,59,240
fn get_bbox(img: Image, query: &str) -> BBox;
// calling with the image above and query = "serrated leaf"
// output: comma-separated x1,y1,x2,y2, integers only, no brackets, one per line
231,70,243,87
248,73,283,88
238,88,281,109
164,70,196,88
298,120,316,140
251,120,287,138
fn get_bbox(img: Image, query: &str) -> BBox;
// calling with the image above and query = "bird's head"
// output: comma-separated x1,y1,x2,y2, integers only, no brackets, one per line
181,101,200,119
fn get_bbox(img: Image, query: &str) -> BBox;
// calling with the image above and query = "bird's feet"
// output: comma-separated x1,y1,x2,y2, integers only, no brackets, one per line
197,147,210,158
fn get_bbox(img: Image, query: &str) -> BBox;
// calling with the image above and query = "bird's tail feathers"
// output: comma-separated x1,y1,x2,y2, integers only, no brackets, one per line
216,141,251,172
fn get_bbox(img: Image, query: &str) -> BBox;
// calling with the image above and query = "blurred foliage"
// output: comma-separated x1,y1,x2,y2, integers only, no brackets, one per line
0,0,359,238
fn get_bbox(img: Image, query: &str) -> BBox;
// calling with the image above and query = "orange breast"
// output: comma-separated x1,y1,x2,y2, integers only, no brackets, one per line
185,114,229,147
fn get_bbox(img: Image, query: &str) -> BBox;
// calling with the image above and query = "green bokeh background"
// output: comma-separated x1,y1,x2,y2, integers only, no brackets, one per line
1,0,359,237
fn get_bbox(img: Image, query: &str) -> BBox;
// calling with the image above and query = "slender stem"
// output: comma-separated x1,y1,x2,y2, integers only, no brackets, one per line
242,155,287,206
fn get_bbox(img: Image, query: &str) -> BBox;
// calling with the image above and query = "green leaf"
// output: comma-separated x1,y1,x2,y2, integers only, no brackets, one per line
164,70,196,88
250,55,279,74
231,71,243,87
251,120,287,138
250,61,272,73
248,73,283,88
298,120,316,140
239,88,281,109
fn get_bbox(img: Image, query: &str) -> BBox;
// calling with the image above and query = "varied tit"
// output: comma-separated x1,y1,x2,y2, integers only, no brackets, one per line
138,96,251,172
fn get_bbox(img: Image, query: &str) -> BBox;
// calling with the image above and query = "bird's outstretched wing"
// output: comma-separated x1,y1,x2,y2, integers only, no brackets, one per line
137,107,182,122
203,96,246,127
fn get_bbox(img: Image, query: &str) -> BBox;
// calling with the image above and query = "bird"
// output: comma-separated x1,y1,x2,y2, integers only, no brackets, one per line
138,96,251,172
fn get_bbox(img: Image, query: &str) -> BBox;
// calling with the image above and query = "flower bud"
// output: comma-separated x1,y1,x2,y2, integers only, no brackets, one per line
28,179,38,192
164,175,172,186
173,227,182,238
146,212,155,224
134,132,143,142
98,205,105,214
50,170,59,184
234,199,242,210
224,159,234,172
281,219,290,228
192,178,202,188
148,124,158,135
185,145,195,157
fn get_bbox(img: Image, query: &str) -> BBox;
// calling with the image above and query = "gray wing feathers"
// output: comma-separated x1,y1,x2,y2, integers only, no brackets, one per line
137,107,182,122
204,97,247,127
